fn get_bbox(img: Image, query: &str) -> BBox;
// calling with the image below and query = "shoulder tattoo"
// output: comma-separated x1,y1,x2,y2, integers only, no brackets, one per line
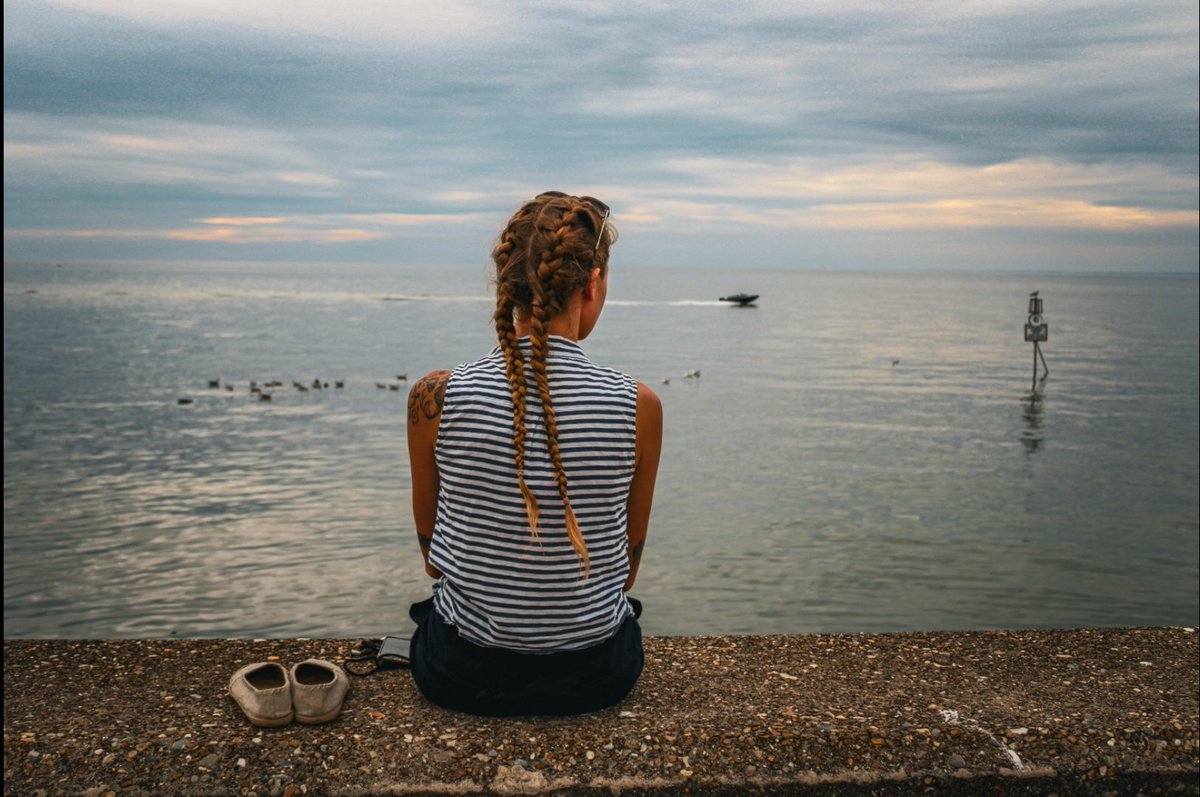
409,370,451,425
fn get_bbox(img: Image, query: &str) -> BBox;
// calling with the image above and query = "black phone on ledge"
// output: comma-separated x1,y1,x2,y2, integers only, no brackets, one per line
377,636,410,667
345,635,411,675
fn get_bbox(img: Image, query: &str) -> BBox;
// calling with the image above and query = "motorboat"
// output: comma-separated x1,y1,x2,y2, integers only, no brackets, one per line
719,293,759,306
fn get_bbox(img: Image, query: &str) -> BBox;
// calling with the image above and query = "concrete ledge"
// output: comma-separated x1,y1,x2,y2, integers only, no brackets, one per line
4,628,1197,796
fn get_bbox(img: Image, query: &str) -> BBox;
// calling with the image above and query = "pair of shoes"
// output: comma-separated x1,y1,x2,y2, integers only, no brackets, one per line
228,659,349,727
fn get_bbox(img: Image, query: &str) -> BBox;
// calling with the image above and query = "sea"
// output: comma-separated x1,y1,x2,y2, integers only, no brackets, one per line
4,260,1198,639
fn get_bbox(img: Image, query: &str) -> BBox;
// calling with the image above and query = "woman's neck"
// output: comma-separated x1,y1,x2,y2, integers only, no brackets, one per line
513,295,583,341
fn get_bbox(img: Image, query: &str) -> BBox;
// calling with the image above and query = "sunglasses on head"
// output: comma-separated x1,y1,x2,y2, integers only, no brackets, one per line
537,191,610,261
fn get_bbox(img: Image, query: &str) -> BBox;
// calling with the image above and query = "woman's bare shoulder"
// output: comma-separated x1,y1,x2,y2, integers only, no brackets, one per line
635,381,663,433
408,369,453,426
636,381,662,412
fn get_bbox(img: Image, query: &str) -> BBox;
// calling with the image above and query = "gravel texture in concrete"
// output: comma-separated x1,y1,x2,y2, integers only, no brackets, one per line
4,627,1197,795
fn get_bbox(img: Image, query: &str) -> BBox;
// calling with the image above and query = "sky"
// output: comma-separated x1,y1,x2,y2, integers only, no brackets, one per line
3,0,1198,272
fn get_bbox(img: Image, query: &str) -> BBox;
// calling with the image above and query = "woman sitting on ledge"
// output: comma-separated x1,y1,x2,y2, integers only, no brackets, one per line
405,190,663,716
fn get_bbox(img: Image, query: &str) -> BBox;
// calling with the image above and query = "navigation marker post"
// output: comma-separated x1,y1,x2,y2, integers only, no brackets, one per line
1024,292,1049,389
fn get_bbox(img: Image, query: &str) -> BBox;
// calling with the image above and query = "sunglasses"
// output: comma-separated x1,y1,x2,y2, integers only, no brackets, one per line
537,191,610,261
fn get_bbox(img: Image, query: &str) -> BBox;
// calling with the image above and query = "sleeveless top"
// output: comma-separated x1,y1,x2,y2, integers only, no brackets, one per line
429,336,639,652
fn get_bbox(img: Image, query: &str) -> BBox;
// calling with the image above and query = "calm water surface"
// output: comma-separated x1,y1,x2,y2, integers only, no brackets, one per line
4,261,1198,637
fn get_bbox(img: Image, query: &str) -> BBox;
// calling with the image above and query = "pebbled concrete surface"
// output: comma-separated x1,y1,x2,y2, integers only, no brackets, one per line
4,627,1197,795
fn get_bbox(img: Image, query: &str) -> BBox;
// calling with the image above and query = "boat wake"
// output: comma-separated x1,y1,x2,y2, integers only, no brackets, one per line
607,299,726,307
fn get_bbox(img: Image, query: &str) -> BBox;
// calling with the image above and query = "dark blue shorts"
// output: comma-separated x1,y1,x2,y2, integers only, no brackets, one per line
408,597,644,717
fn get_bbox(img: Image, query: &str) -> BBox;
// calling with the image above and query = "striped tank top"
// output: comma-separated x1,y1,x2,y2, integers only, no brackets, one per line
429,336,638,652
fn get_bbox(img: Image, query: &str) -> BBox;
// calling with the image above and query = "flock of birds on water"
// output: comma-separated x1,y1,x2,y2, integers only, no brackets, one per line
177,369,717,405
661,370,700,386
176,375,408,404
178,361,910,404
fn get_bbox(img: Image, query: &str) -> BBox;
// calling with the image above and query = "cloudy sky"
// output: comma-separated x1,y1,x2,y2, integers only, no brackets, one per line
4,0,1197,272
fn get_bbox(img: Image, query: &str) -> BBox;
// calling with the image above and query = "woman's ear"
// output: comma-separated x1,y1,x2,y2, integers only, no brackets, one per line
583,267,601,301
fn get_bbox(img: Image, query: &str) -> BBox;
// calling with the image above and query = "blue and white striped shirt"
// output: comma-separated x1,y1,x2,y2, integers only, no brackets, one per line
429,336,638,652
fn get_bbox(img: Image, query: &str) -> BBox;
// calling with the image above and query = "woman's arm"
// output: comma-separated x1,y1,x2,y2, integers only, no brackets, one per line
407,370,451,579
625,381,663,591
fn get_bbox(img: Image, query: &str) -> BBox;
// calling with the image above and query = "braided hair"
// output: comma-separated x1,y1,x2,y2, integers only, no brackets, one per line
490,192,616,575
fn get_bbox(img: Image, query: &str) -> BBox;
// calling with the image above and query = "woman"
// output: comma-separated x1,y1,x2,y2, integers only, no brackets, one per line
406,191,662,716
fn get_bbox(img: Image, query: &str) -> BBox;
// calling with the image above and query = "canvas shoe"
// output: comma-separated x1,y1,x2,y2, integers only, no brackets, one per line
228,662,293,727
290,659,349,725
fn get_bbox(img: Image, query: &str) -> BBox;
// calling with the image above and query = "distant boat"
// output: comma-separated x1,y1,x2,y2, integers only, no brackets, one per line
719,293,759,306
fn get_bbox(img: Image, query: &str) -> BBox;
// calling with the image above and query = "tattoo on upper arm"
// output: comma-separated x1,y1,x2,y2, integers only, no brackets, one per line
416,531,432,551
409,371,450,425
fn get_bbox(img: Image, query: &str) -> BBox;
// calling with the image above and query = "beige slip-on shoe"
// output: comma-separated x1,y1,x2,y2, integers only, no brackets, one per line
290,659,349,725
228,662,293,727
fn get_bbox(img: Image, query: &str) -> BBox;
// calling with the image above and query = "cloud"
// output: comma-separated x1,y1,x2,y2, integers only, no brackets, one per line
661,156,1194,200
6,209,493,249
6,225,388,245
612,157,1197,233
806,199,1196,231
199,217,287,226
18,0,517,48
619,197,1195,233
167,226,387,245
4,112,347,198
3,0,1196,270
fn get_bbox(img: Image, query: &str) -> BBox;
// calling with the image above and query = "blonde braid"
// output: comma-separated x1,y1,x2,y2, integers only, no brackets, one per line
492,230,539,535
528,209,590,574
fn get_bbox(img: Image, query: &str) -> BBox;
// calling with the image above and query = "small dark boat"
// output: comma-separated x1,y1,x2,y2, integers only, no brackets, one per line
719,293,759,306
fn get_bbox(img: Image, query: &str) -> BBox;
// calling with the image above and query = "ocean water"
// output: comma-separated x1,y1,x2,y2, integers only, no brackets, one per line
4,261,1198,638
